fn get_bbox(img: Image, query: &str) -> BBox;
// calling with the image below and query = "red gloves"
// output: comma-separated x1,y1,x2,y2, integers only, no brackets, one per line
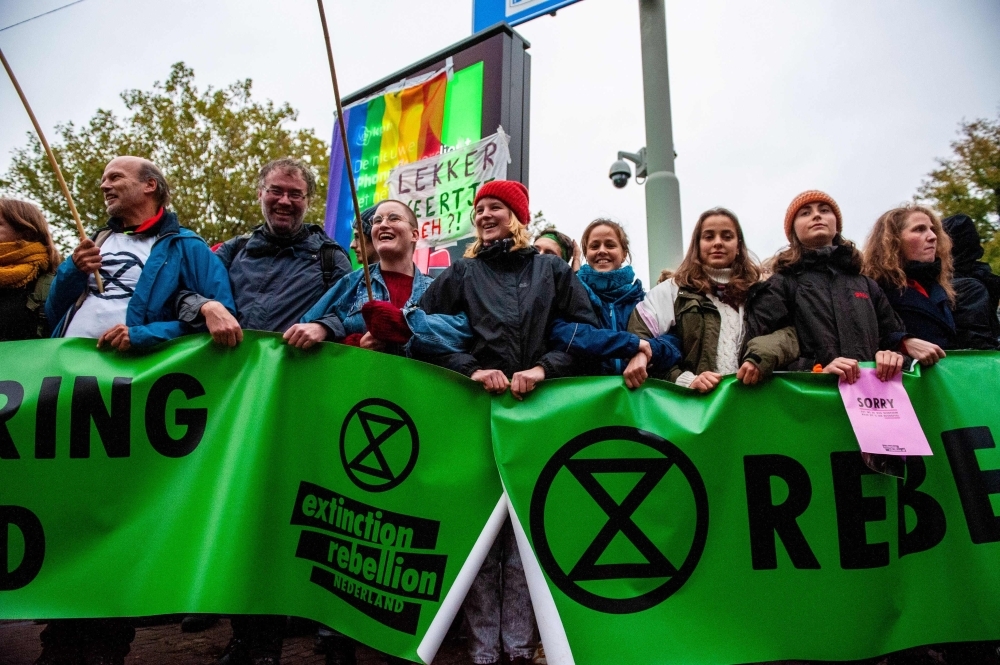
361,301,412,345
342,333,364,347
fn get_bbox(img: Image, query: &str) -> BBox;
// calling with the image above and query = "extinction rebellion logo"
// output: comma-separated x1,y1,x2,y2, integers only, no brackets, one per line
289,399,445,635
340,398,419,492
530,426,709,614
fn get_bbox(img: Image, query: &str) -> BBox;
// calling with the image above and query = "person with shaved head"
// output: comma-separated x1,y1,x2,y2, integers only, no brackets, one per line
46,156,234,352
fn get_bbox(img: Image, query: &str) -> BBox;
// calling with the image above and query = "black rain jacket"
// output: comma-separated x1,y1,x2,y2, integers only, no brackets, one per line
747,244,905,370
415,242,599,378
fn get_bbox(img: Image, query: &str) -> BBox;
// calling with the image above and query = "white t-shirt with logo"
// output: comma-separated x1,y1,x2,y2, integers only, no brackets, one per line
64,233,157,339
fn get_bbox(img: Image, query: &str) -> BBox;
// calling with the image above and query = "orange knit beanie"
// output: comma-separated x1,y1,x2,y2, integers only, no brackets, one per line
784,190,842,241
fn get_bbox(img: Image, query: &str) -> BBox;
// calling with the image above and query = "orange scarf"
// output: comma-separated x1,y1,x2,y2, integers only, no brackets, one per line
0,241,50,289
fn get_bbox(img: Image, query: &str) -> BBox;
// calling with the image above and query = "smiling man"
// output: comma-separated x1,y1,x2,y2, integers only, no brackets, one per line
179,158,352,345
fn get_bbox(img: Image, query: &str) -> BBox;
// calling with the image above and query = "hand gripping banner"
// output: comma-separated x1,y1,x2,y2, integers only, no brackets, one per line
492,352,1000,664
0,333,503,663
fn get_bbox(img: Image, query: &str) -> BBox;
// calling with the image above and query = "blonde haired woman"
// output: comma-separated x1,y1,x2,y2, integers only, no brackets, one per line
415,180,597,665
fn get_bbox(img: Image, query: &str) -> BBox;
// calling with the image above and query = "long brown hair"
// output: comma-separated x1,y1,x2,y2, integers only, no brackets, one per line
463,205,532,258
0,198,62,270
862,204,955,304
673,208,760,305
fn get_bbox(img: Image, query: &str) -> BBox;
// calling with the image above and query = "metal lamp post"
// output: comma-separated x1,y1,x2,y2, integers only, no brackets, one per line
639,0,683,282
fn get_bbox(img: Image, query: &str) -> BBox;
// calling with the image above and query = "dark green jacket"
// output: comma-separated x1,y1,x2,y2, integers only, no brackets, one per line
627,284,799,381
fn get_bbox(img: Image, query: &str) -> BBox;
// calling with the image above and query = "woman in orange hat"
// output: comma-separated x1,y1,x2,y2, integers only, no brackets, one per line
748,190,908,384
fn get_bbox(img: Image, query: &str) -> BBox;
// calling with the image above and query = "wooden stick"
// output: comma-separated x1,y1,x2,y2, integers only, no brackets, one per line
316,0,374,302
0,46,103,292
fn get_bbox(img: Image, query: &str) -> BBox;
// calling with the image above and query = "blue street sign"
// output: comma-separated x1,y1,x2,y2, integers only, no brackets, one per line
472,0,584,33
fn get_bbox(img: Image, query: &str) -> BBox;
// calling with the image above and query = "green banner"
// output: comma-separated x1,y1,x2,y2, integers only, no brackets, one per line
494,352,1000,664
0,333,502,663
3,338,1000,664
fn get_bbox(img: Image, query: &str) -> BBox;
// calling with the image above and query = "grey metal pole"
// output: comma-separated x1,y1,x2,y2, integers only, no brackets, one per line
638,0,683,284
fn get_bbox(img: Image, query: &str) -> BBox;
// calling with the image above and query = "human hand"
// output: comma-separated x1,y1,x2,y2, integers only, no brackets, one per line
471,369,510,394
902,338,946,366
637,338,652,360
202,301,243,347
736,361,761,385
359,332,386,351
571,240,582,272
97,324,130,351
283,322,327,349
361,300,412,344
875,350,905,381
822,357,860,384
72,237,102,273
511,365,546,401
689,371,722,393
623,352,649,389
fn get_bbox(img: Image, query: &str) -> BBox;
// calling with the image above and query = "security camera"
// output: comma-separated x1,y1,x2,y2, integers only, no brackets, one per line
609,159,631,189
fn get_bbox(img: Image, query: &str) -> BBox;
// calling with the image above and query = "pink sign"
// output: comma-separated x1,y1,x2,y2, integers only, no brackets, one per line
837,369,932,456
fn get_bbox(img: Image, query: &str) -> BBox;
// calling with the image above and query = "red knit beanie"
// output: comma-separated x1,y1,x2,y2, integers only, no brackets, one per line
474,180,530,226
784,190,842,241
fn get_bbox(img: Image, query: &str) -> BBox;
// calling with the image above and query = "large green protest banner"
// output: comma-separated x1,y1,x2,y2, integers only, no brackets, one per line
0,333,503,663
4,337,1000,663
493,352,1000,664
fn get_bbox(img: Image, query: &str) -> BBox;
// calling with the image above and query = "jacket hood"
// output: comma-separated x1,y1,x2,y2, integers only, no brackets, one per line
943,214,984,270
477,240,535,265
791,243,861,275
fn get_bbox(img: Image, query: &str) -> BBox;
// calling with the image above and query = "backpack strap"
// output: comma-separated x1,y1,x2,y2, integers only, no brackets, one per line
320,244,337,287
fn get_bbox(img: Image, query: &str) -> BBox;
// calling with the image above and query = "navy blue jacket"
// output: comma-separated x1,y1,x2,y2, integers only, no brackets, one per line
215,224,351,332
882,282,956,349
47,211,235,348
550,276,681,375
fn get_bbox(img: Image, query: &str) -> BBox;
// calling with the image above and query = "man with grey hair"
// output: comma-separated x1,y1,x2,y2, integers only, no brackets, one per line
47,155,234,350
180,157,351,342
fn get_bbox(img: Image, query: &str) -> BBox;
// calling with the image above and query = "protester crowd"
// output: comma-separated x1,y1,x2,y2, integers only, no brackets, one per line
2,154,999,665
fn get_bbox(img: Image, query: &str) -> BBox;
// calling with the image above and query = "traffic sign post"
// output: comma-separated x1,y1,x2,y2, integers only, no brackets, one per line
473,0,584,33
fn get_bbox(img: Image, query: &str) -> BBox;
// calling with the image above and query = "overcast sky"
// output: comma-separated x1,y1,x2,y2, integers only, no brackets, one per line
1,0,998,283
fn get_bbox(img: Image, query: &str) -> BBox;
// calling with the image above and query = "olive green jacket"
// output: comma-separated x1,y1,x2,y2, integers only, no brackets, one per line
627,287,799,382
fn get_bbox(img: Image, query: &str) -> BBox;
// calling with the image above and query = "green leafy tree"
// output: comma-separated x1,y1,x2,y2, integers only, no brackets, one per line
916,113,1000,271
0,62,330,250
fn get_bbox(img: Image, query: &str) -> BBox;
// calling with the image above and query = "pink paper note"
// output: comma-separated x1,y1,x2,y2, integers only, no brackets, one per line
837,368,932,456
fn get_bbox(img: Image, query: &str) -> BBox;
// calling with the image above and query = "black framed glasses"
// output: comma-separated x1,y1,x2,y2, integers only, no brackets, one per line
264,187,307,202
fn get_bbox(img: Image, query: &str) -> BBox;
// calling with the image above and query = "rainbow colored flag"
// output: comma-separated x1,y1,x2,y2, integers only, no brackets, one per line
325,63,485,252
